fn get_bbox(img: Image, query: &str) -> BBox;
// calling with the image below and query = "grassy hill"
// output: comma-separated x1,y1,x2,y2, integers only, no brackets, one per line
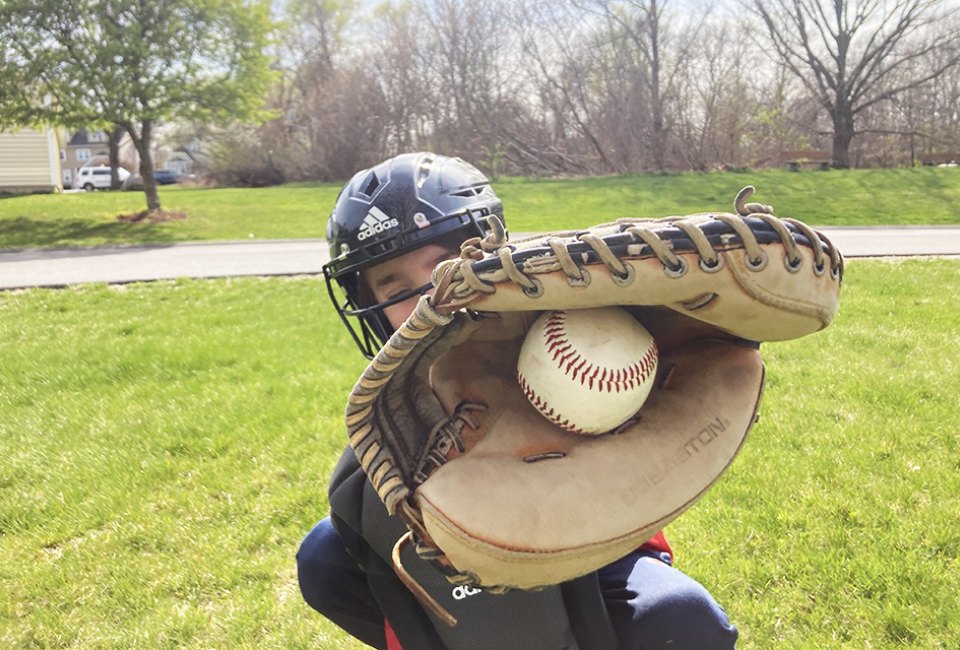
1,167,958,250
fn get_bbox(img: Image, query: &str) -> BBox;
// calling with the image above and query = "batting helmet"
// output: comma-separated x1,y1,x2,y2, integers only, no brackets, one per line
323,152,505,358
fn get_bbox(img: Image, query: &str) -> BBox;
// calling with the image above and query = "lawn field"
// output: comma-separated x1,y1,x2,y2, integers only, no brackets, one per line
1,259,958,648
1,167,958,250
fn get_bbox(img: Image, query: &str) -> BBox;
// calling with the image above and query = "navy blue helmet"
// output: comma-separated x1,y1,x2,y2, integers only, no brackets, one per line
323,152,505,358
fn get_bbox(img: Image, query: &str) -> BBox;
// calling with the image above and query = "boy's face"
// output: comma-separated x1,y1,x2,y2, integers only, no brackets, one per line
360,243,459,329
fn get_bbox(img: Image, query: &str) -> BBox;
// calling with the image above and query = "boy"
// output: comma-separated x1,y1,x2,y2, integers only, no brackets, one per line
298,152,738,649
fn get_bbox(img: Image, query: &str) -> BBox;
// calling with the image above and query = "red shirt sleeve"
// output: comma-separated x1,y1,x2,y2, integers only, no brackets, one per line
385,618,403,650
638,530,673,562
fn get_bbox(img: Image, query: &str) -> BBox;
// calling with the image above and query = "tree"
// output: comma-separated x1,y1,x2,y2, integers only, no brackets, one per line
576,0,705,171
517,0,636,174
274,0,365,179
417,0,519,166
370,3,431,156
0,0,274,212
747,0,960,168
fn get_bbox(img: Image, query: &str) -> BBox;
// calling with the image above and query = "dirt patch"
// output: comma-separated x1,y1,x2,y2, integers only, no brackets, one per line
117,209,187,224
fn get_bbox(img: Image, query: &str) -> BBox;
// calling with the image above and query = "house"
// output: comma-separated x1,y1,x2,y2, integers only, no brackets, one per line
62,129,138,189
0,127,64,194
164,149,197,176
62,129,110,189
154,136,208,178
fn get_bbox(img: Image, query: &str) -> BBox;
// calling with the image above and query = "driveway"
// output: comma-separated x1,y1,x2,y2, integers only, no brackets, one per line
1,226,959,290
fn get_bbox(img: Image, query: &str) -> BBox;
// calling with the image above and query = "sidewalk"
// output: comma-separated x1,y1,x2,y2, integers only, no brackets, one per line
2,227,959,290
0,239,327,290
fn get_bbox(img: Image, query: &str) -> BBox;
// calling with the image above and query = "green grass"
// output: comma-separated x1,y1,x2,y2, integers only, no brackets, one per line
0,184,341,251
496,166,960,228
0,278,369,649
1,167,959,250
676,258,960,648
1,260,958,648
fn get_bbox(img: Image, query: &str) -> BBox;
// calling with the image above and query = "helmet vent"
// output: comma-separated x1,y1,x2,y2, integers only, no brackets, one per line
360,172,380,197
451,186,484,198
417,156,435,187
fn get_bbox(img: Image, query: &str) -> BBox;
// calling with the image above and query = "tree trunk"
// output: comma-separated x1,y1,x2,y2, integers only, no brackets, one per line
108,126,124,189
648,0,666,172
651,97,666,172
128,119,161,212
831,105,856,169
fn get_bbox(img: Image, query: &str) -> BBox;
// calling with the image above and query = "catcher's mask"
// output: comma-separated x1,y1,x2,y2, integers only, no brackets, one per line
323,152,505,359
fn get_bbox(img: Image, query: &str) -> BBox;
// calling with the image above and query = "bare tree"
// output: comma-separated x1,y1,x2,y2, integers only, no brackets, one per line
897,30,960,160
575,0,708,171
213,0,387,182
517,0,622,173
517,0,710,173
368,4,436,157
193,0,960,181
278,0,358,178
747,0,960,168
672,14,755,169
416,0,518,166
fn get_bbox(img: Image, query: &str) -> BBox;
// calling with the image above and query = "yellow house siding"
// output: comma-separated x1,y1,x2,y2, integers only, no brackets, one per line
0,128,64,193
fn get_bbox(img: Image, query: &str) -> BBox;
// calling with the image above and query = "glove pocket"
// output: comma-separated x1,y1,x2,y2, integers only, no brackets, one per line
414,338,764,590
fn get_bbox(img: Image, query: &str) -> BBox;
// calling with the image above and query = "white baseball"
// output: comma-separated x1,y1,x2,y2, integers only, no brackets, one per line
516,307,658,436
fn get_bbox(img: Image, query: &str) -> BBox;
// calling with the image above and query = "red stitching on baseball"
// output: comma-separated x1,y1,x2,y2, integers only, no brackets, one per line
541,310,657,395
550,342,572,362
517,371,591,435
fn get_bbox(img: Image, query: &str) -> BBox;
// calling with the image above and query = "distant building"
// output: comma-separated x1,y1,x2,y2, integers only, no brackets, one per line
0,127,64,194
62,129,138,189
165,149,195,175
155,136,208,178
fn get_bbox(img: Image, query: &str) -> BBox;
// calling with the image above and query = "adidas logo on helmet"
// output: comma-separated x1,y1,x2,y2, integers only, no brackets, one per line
357,206,400,241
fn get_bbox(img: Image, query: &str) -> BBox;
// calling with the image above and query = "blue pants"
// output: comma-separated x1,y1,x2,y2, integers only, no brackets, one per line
297,518,738,649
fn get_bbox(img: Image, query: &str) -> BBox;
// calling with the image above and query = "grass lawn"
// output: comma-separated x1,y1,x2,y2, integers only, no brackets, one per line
0,184,341,251
1,167,959,250
1,259,958,648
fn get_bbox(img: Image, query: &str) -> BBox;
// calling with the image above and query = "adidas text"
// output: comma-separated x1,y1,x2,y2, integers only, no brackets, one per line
358,207,399,241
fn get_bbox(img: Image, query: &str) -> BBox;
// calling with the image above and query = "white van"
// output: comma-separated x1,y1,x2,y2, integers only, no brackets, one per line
76,166,130,191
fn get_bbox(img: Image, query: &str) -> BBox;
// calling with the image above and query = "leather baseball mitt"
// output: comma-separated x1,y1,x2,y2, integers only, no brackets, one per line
344,187,842,625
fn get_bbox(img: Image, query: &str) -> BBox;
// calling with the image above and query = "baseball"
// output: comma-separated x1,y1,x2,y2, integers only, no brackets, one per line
517,307,658,436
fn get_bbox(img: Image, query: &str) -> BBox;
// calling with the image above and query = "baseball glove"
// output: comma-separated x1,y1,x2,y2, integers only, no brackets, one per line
344,187,842,625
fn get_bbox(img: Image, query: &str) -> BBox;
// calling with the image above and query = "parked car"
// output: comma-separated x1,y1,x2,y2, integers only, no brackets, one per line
122,173,144,191
76,166,130,191
153,168,181,185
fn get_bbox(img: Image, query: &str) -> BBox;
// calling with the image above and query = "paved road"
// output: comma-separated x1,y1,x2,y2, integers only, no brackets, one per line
2,226,959,290
0,239,328,290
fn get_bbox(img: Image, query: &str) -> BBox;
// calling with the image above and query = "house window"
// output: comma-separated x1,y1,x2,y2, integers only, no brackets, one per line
60,149,66,160
77,148,91,161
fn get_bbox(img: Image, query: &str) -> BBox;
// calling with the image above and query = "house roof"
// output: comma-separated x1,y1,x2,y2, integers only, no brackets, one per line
67,129,109,146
